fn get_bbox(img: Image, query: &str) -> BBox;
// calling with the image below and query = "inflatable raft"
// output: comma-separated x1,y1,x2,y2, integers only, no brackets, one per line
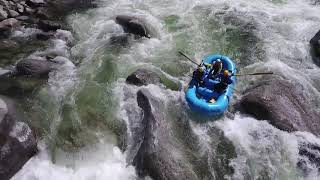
185,54,236,116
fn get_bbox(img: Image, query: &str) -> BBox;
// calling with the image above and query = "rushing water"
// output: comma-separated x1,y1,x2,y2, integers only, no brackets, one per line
11,0,320,179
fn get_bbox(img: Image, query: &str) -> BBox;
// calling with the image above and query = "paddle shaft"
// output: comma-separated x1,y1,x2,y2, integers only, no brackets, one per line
178,51,199,66
234,72,274,76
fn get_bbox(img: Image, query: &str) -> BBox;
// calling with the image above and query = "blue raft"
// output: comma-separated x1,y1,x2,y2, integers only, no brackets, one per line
185,54,236,116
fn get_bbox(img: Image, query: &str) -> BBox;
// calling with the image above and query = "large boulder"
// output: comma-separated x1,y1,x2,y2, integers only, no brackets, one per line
239,79,320,135
310,30,320,67
125,88,236,180
115,15,152,38
126,69,161,86
0,18,20,33
16,58,54,77
0,95,37,180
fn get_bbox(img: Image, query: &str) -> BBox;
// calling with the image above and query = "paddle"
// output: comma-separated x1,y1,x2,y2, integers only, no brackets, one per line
233,72,274,76
178,51,200,66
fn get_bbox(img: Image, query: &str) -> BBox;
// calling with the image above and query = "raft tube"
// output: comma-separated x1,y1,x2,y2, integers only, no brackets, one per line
185,54,236,116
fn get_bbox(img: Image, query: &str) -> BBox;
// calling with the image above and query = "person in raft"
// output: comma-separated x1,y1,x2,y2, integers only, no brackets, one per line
209,59,223,79
193,63,211,85
213,70,233,93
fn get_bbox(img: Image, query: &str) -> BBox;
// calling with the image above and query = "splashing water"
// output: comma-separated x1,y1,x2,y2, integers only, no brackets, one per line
12,0,320,179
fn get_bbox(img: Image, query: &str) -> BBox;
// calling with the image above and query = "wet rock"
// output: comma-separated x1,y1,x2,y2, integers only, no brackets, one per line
35,32,52,40
8,10,19,18
127,88,236,180
0,95,37,180
0,5,8,21
109,34,130,46
35,7,49,19
115,15,151,38
15,15,29,22
0,18,20,33
16,58,53,77
26,0,45,8
239,79,320,135
38,19,61,32
310,30,320,67
133,89,199,180
0,1,9,10
16,3,24,14
126,69,161,86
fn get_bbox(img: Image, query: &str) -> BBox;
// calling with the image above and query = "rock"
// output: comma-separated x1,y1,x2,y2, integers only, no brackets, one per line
24,7,35,15
0,18,20,32
0,95,37,180
0,0,9,9
126,69,161,86
239,79,320,135
8,10,19,17
38,20,61,32
35,32,52,40
26,0,45,8
15,15,29,21
35,7,49,19
126,89,236,180
109,34,131,46
16,3,24,14
310,30,320,67
115,15,151,38
16,58,53,77
133,89,199,180
0,5,8,21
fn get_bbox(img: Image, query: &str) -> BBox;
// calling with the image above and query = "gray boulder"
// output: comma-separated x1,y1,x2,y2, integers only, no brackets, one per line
115,15,151,38
239,79,320,135
8,10,19,18
26,0,45,8
127,89,236,180
0,5,8,21
310,30,320,67
126,69,161,86
0,18,20,32
16,58,53,77
0,95,37,180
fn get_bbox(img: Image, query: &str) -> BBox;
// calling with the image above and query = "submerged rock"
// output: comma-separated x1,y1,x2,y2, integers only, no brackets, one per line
38,20,62,32
16,58,54,77
0,95,37,180
126,69,161,86
115,15,151,38
239,79,320,135
310,30,320,67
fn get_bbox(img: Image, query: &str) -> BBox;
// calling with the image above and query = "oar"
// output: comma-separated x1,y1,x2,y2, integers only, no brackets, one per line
233,72,274,76
178,51,199,66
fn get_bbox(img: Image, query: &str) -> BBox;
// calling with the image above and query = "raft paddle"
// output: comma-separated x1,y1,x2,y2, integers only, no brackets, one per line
178,51,199,66
233,72,274,76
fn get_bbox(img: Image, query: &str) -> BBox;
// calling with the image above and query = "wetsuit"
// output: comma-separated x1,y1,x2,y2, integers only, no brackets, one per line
213,73,233,93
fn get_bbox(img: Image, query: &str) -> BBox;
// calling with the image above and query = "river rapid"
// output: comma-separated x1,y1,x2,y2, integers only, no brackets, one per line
11,0,320,179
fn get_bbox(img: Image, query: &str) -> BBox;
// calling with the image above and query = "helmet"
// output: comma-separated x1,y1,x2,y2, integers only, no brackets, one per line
223,70,229,76
213,59,222,65
198,66,205,72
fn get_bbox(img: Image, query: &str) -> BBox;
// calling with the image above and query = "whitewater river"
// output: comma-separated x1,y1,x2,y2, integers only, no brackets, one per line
11,0,320,179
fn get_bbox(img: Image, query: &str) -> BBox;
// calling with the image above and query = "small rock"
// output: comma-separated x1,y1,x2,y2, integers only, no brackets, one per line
126,69,161,86
38,20,61,32
24,7,34,15
26,0,45,8
35,7,49,19
8,10,19,17
16,3,24,13
36,32,52,40
0,18,20,32
115,15,152,38
15,15,29,21
16,58,53,77
0,0,9,9
0,5,8,21
310,30,320,67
